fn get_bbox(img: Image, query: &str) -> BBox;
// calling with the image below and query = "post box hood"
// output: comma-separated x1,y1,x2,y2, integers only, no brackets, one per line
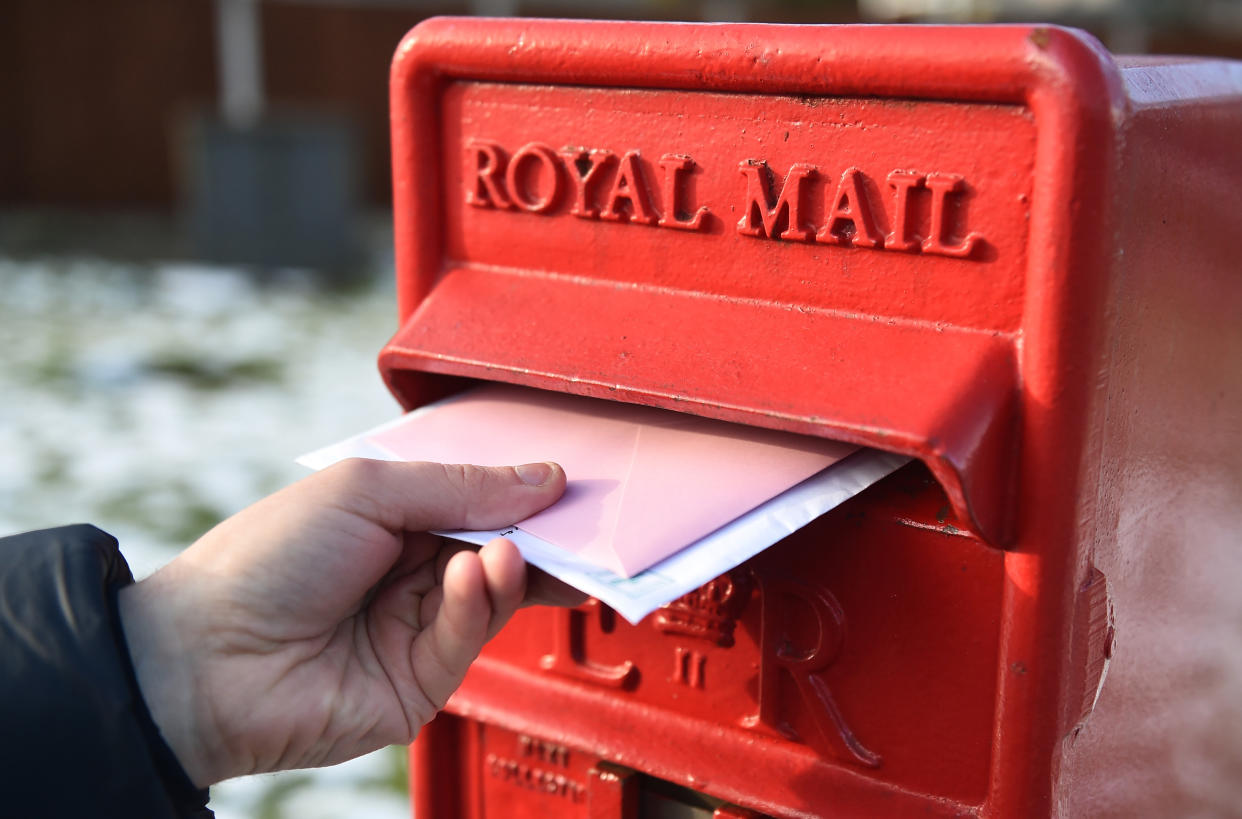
379,269,1018,546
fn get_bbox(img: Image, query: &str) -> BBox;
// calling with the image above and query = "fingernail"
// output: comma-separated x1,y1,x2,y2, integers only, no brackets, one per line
516,462,554,486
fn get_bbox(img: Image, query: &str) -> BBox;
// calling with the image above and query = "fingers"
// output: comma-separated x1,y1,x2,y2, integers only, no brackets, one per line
423,539,583,622
410,550,488,710
410,538,526,710
420,538,526,637
317,458,566,534
479,538,527,639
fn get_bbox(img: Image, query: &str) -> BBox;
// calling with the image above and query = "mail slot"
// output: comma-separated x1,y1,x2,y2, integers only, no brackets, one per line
377,19,1242,817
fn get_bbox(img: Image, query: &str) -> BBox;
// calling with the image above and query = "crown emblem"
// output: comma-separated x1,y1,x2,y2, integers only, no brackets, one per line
654,570,752,647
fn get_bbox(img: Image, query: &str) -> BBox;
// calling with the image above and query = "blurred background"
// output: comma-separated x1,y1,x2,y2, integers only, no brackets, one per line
2,1,1239,817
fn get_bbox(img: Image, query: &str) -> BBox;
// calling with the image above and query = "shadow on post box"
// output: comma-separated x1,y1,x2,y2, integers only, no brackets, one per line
374,18,1242,819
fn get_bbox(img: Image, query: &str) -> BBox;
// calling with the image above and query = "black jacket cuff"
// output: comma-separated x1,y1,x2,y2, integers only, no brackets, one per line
0,525,213,818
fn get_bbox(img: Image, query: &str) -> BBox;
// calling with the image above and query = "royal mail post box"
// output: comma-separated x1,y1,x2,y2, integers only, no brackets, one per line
376,19,1242,818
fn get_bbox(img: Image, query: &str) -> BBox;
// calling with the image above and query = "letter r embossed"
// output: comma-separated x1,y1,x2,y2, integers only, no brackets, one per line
746,573,881,769
465,139,511,209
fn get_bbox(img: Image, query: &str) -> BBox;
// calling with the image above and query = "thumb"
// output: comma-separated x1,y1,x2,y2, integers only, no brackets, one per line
318,458,566,533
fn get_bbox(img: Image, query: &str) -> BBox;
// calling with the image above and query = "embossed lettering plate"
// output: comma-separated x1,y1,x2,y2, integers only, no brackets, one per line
443,83,1033,332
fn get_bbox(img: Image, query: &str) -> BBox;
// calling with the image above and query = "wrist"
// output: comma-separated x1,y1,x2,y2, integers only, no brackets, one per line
118,576,221,788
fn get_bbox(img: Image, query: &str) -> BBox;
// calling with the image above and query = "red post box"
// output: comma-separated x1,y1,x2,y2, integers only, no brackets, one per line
378,19,1242,817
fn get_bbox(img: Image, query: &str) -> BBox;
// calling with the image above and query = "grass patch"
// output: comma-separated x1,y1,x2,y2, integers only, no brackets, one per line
97,482,226,545
144,353,284,391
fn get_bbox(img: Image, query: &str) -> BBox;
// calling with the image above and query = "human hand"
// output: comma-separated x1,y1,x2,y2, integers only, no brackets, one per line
117,458,580,787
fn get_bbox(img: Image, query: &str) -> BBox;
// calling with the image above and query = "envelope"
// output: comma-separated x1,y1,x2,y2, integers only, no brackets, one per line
358,384,857,577
443,448,912,624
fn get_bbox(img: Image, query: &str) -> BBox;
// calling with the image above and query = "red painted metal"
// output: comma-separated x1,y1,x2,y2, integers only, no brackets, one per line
380,19,1242,818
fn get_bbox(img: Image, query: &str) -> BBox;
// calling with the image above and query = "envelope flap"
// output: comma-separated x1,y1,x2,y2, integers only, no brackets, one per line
378,266,1018,545
606,423,854,576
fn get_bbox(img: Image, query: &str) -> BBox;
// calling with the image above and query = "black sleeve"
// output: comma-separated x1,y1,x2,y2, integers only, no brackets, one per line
0,525,213,818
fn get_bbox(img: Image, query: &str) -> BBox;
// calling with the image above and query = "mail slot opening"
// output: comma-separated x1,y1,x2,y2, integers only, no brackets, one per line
377,367,980,550
636,774,758,818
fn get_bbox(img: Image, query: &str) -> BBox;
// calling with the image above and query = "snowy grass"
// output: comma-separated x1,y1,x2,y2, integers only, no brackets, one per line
0,251,410,818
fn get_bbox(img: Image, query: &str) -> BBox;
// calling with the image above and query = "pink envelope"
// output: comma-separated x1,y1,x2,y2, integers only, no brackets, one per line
366,384,856,577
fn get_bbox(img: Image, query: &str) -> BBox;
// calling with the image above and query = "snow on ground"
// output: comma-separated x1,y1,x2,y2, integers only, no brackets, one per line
0,249,411,818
